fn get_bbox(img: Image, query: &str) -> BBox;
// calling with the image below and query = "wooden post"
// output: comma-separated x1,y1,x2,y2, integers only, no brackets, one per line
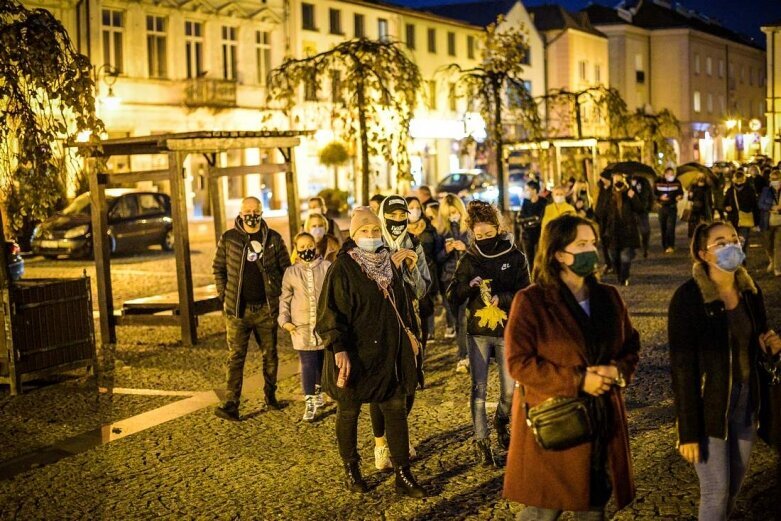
205,153,226,246
89,167,116,345
169,151,197,346
282,147,301,241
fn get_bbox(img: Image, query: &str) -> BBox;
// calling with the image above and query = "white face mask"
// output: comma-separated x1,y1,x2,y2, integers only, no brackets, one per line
310,226,325,241
355,237,383,252
772,181,781,190
409,208,422,223
553,195,566,204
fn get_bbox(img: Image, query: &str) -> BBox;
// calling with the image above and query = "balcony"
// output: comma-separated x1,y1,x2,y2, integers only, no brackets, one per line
185,78,237,108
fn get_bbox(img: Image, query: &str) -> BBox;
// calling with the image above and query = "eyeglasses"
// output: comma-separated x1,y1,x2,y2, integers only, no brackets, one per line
706,239,741,250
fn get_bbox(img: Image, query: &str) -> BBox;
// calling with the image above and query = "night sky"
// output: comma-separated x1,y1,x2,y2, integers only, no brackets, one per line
393,0,781,46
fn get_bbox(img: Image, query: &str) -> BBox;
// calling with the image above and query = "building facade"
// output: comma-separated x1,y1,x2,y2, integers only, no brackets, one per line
586,0,767,165
763,21,781,160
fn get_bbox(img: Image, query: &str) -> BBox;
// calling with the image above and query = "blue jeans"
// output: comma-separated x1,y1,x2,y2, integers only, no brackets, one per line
658,205,678,249
694,383,755,521
297,349,323,396
468,335,514,440
737,226,751,262
519,506,604,521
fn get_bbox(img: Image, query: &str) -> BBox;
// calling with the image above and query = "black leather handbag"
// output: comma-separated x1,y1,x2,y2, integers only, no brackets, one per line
525,396,593,451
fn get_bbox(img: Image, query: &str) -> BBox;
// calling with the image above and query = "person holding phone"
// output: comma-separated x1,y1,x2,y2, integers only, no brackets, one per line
316,207,426,498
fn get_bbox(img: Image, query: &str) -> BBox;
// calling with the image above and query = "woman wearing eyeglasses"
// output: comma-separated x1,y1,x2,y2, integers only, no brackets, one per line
669,221,781,520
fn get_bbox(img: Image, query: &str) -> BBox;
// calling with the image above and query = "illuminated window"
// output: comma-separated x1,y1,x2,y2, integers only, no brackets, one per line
184,20,204,79
706,56,712,76
719,59,725,78
693,91,701,113
427,80,436,110
102,9,124,72
146,15,167,79
378,18,389,41
707,93,713,113
255,31,271,86
221,26,238,81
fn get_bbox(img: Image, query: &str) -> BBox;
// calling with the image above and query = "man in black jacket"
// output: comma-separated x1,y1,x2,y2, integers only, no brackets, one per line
213,196,291,420
655,167,684,253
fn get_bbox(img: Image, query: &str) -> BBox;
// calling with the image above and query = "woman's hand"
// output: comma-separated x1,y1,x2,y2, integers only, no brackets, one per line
283,323,296,333
679,442,701,464
760,330,781,356
581,369,613,396
391,250,407,269
453,240,467,252
403,249,418,269
469,276,483,288
490,295,499,306
335,351,351,380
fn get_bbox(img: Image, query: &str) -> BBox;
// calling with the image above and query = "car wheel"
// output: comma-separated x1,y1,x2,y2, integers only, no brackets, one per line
161,229,174,251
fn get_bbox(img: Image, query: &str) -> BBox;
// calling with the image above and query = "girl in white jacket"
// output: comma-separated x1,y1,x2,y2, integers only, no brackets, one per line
278,232,332,421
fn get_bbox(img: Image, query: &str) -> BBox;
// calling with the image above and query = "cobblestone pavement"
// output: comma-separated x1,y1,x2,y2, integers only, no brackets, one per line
0,224,779,520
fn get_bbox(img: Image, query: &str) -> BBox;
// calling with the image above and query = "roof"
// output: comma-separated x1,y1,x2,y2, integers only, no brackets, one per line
583,0,763,51
415,0,518,28
527,4,605,38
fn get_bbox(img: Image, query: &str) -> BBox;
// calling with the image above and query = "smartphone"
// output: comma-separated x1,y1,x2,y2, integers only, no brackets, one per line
445,237,454,243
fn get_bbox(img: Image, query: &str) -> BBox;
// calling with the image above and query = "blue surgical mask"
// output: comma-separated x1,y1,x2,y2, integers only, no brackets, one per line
355,237,383,252
713,243,745,273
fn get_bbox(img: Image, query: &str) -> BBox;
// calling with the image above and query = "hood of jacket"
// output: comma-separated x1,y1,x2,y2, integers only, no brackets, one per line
377,198,410,251
692,262,757,304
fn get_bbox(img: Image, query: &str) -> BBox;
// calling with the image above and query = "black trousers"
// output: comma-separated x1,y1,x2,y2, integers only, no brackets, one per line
224,303,278,404
336,388,410,466
658,205,678,249
369,393,415,438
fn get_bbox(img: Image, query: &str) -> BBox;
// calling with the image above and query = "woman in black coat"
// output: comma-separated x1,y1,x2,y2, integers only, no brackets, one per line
316,207,425,498
724,171,759,261
668,221,781,520
603,172,644,286
687,174,713,238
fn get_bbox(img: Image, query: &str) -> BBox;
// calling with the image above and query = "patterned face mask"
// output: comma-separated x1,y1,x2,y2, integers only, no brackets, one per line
298,248,316,262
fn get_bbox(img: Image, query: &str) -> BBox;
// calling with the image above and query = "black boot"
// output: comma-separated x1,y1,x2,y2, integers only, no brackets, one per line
344,461,368,493
394,466,426,498
475,439,497,467
214,402,239,421
265,394,282,410
494,416,510,451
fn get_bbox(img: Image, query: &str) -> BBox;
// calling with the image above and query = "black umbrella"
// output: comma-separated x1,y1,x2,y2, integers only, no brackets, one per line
676,162,717,189
606,161,657,186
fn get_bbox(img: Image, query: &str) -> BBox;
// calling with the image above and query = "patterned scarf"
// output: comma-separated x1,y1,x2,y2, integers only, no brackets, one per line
348,247,394,290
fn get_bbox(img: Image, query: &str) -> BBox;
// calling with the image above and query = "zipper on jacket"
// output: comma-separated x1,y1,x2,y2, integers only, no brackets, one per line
723,332,733,441
235,241,247,317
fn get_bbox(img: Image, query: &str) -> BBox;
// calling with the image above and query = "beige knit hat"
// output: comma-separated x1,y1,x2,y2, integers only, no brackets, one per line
349,206,381,238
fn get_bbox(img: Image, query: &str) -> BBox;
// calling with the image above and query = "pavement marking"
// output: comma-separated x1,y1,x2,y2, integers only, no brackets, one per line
99,387,198,397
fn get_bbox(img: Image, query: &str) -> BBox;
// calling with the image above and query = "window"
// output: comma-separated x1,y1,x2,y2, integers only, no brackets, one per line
594,64,601,84
760,69,766,87
427,80,436,110
405,23,415,50
636,70,645,83
304,71,317,101
185,20,204,79
523,80,532,93
331,70,343,104
146,15,167,78
467,35,475,59
706,56,712,76
693,91,701,113
719,59,725,78
137,194,164,215
749,67,754,86
707,93,713,113
101,9,124,72
719,94,726,115
521,51,530,66
760,101,765,115
377,18,389,41
111,196,138,220
427,28,436,53
447,31,456,56
578,60,587,82
255,31,271,86
302,3,316,31
694,53,700,74
634,53,643,71
448,82,457,111
221,26,238,81
329,9,342,35
354,14,365,37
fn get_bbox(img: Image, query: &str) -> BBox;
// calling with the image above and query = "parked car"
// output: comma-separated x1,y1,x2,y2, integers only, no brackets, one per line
31,190,173,259
6,241,23,281
436,168,529,210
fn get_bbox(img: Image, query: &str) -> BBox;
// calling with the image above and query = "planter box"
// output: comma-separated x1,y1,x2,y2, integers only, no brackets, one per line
0,277,97,395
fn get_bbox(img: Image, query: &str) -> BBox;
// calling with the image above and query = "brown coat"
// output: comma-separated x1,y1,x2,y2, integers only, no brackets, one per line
503,282,640,512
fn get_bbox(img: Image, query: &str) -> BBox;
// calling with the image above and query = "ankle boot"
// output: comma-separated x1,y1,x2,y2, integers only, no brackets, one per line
343,461,368,493
475,439,497,467
494,416,510,450
394,466,426,498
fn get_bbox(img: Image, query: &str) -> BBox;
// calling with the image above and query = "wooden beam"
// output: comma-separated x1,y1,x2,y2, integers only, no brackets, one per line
115,315,182,327
283,147,301,239
169,151,197,346
104,169,171,185
89,166,116,345
208,163,290,178
207,157,227,246
165,137,301,152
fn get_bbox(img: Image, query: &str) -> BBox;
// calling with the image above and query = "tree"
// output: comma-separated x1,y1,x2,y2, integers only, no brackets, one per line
446,17,538,211
540,86,629,140
627,108,680,171
319,141,350,190
269,39,421,205
0,0,102,242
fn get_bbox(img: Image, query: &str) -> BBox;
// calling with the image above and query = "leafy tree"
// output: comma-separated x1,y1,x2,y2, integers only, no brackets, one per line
318,141,350,190
627,108,680,172
269,39,421,205
446,17,538,211
0,0,102,241
541,86,629,140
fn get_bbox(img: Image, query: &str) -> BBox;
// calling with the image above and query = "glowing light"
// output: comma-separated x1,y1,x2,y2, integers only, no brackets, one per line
76,130,92,142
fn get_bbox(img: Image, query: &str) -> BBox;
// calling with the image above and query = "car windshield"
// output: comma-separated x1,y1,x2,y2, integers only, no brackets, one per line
62,193,116,216
509,173,525,184
439,174,473,190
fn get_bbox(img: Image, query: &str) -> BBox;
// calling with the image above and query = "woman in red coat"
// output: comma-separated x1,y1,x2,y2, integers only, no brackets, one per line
503,214,640,520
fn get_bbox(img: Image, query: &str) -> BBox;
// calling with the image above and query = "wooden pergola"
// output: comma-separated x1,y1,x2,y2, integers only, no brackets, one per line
74,131,307,347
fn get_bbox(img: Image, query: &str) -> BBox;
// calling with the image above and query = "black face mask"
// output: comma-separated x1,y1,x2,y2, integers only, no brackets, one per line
241,213,261,228
476,236,499,252
297,248,316,262
385,218,408,238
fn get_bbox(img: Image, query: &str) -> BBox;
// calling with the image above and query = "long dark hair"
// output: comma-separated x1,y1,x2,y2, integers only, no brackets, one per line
533,214,599,288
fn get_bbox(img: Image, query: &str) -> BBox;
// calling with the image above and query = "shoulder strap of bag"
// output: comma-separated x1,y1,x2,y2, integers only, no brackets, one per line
734,188,741,212
382,286,420,357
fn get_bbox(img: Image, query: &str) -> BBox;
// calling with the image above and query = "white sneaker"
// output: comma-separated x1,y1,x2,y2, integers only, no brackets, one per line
456,358,470,374
374,445,392,470
302,395,316,422
767,261,775,274
444,327,456,339
314,392,325,408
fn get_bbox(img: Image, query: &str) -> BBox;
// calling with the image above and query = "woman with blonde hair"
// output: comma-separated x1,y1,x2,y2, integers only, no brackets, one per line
304,213,340,263
436,194,470,372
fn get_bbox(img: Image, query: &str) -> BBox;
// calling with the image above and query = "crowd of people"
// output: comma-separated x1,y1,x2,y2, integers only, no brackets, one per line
209,158,781,519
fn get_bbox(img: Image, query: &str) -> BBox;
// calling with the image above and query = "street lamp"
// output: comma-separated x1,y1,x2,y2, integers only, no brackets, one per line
93,64,121,111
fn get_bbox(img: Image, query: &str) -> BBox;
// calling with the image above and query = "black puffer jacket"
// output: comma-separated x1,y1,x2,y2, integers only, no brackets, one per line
447,235,530,337
603,190,644,249
668,264,781,445
316,240,421,403
212,216,291,317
